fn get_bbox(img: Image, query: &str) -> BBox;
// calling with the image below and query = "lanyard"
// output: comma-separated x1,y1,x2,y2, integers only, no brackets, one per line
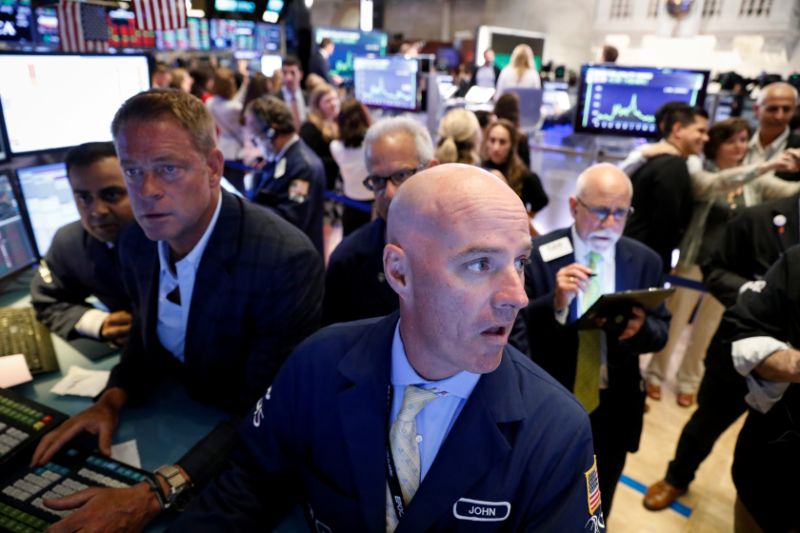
385,384,407,523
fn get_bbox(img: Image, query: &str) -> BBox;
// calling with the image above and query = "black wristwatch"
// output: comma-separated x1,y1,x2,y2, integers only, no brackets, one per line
154,464,194,511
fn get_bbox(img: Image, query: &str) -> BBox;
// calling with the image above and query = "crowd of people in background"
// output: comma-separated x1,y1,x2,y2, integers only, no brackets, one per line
25,45,800,532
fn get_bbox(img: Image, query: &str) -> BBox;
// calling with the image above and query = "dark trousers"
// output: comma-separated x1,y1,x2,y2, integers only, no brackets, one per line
590,389,636,519
665,359,748,489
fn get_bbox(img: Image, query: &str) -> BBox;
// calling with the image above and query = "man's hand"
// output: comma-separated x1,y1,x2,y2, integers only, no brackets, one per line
101,311,133,346
43,482,161,533
32,388,127,466
754,348,800,383
618,306,645,341
554,263,594,312
764,150,800,174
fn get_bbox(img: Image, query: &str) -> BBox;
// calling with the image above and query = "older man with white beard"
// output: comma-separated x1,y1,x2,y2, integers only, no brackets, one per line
519,163,671,518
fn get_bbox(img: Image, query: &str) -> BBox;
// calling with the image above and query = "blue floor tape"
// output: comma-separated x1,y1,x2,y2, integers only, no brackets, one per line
619,474,693,518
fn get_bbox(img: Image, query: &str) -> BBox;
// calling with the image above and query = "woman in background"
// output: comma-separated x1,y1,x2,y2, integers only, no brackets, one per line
300,84,341,190
330,99,374,235
495,44,541,98
481,119,548,234
205,67,248,161
494,92,531,167
434,108,482,165
645,118,800,406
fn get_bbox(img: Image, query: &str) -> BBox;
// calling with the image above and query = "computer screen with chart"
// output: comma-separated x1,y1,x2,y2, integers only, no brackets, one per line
574,64,709,138
313,26,387,85
354,56,419,111
0,172,37,281
16,163,79,257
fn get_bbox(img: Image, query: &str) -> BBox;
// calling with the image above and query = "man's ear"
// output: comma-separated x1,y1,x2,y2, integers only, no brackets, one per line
383,243,410,298
207,148,224,189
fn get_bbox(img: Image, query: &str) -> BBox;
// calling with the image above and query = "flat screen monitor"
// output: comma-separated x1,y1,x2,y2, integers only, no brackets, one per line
475,26,545,71
109,8,156,49
354,56,419,111
0,0,33,44
187,16,210,50
16,163,79,257
0,53,150,154
0,172,37,281
573,64,710,138
33,6,58,47
156,27,189,50
313,26,388,84
435,47,460,71
214,0,256,14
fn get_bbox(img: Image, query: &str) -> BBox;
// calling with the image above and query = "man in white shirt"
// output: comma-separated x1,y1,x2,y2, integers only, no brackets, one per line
746,81,800,181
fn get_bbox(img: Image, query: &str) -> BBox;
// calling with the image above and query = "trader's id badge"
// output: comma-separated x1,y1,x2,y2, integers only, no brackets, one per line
288,179,310,203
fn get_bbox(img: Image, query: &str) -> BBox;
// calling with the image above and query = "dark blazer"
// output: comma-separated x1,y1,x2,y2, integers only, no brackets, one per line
775,131,800,181
172,313,600,532
299,121,339,190
323,217,398,326
308,49,332,84
624,154,694,272
702,193,800,308
254,138,326,255
110,191,324,486
718,246,800,531
469,63,501,87
30,221,130,339
522,228,669,450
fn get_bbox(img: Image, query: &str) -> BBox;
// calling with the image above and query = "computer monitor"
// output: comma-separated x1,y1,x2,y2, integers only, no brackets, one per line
214,0,256,14
313,26,388,85
0,53,150,155
187,16,210,51
0,172,37,281
15,163,79,257
435,47,461,71
475,26,545,71
354,56,420,112
33,6,59,47
0,0,33,45
573,64,710,139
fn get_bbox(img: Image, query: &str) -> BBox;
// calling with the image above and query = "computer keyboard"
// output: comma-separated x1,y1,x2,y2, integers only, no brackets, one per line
0,308,58,374
0,447,152,533
0,388,66,468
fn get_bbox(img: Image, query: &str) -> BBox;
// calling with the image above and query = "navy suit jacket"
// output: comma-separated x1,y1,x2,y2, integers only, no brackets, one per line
110,191,324,486
173,313,602,532
30,221,131,339
522,228,669,450
255,138,325,255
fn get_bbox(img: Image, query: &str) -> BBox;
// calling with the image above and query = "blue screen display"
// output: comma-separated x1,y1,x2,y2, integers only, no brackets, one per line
314,27,387,84
574,64,709,138
354,56,418,111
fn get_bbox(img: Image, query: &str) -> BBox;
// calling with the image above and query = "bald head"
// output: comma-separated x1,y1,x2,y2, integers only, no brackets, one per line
571,163,632,252
756,82,798,142
386,164,526,247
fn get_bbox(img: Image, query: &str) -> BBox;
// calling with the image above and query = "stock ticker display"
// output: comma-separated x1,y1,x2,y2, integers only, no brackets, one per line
354,56,419,111
575,64,709,138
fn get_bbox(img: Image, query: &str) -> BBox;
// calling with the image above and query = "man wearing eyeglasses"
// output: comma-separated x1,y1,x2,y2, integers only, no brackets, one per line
323,116,438,325
520,163,670,518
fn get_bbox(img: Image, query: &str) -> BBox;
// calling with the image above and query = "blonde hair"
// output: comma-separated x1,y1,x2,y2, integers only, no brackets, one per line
307,84,339,142
435,108,482,165
510,44,534,82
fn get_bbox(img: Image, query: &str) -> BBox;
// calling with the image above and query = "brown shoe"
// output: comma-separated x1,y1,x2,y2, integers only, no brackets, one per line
646,382,662,401
677,393,695,407
643,480,687,511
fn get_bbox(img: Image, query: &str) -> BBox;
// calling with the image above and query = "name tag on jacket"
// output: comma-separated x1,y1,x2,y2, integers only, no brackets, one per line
452,498,511,522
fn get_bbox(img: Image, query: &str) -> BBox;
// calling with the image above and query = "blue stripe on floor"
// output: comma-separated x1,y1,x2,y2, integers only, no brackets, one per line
619,474,693,518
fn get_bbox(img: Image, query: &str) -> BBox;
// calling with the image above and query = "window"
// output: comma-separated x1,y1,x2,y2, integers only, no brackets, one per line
610,0,633,19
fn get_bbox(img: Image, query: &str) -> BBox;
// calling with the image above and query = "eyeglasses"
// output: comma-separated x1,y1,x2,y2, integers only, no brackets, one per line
576,197,634,222
362,166,425,192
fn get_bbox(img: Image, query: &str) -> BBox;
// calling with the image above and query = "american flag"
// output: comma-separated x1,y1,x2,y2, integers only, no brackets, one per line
57,0,109,53
585,459,602,515
132,0,186,31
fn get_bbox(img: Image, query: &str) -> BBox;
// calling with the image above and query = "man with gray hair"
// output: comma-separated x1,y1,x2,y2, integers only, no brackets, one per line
322,116,437,325
747,81,800,181
521,162,670,518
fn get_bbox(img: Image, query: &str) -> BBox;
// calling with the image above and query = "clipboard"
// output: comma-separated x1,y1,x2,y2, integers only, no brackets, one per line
578,287,675,330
